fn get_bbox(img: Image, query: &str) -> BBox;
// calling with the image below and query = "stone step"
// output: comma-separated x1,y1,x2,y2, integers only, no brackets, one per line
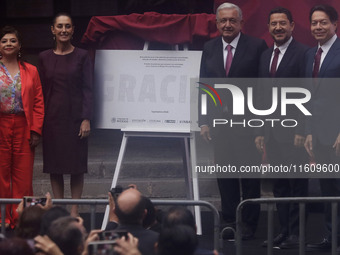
33,160,187,179
33,178,219,198
33,129,188,179
32,177,221,212
30,129,274,215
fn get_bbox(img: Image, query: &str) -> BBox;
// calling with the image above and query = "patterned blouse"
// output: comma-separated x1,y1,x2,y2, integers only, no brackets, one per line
0,61,23,114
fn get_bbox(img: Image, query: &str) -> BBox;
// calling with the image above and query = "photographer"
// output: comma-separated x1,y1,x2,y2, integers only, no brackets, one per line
106,188,159,255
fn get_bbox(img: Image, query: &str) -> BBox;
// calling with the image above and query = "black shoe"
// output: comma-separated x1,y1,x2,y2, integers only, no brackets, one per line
306,238,331,251
221,223,235,240
221,223,254,240
262,233,287,247
280,235,299,249
221,228,235,240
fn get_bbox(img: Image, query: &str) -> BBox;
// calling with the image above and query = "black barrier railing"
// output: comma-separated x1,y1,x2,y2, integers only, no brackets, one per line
236,197,340,255
0,199,221,251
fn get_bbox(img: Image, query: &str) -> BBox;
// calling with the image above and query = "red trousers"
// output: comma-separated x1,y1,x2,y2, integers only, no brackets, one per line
0,113,34,227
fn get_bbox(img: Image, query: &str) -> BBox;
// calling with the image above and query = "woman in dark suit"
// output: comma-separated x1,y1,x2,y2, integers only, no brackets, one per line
39,13,93,216
0,26,44,228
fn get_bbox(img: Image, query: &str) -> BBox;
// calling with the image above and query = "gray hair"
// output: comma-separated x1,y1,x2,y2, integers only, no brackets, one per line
216,2,243,20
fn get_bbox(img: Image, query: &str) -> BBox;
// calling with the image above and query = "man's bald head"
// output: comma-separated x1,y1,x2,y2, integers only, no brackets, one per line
115,188,146,225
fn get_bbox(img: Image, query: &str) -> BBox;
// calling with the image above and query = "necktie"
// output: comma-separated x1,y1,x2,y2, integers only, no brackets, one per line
225,44,233,76
312,47,323,78
270,48,280,77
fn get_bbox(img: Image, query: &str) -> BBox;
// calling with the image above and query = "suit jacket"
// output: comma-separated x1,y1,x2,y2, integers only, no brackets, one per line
19,62,44,139
257,39,309,143
305,37,340,146
200,33,267,79
199,33,268,137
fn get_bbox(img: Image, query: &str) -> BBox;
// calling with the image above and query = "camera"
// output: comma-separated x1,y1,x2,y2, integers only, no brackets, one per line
23,196,47,208
109,185,133,200
109,186,123,200
88,240,118,255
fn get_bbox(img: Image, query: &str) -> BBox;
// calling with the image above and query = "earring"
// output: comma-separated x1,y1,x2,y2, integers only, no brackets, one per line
18,51,21,58
53,35,56,41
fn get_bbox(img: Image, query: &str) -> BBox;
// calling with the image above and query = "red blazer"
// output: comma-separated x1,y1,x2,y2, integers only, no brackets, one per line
19,62,44,139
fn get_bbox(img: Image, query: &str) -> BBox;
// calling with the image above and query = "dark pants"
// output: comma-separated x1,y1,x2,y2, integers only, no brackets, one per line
214,129,261,232
266,137,309,236
314,138,340,239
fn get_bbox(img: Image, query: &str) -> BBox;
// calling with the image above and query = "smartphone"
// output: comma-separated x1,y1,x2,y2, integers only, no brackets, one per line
114,230,128,239
99,230,128,241
23,196,47,207
99,231,119,241
88,240,118,255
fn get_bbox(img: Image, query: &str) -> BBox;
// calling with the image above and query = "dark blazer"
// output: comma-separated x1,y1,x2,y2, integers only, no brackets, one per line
305,37,340,146
200,33,268,79
199,33,268,136
257,39,309,142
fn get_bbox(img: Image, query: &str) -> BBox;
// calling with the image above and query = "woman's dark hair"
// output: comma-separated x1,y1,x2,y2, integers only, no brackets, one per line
15,205,45,239
0,26,22,46
52,12,74,26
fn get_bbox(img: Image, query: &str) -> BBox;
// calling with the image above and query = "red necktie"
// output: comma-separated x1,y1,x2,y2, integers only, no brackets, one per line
225,44,233,76
270,48,280,77
312,47,323,78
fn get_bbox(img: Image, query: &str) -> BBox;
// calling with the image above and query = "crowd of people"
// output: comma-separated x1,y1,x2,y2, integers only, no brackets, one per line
0,187,219,255
1,0,340,253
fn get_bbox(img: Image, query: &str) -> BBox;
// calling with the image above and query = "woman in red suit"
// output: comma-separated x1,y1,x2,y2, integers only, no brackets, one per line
0,26,44,228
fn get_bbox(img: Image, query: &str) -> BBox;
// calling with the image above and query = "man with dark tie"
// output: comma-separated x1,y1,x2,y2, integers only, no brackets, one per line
255,7,309,249
199,2,267,240
304,4,340,251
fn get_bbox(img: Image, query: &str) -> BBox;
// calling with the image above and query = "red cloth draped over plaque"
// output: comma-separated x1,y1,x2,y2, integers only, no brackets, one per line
82,1,340,50
81,12,220,50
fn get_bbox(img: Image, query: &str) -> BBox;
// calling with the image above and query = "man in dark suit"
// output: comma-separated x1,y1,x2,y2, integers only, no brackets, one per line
304,4,340,251
255,7,309,249
199,2,267,240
